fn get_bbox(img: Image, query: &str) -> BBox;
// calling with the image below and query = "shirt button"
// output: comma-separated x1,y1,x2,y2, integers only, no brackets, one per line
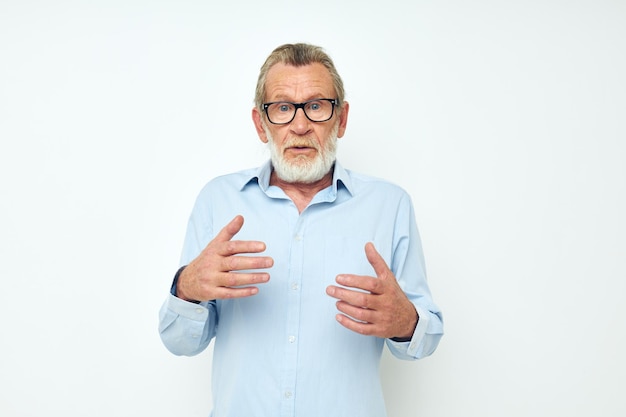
288,336,296,343
294,234,302,241
284,391,292,399
195,308,204,314
291,283,299,291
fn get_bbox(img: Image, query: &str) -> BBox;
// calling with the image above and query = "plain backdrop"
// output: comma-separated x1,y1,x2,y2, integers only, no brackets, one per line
1,1,625,416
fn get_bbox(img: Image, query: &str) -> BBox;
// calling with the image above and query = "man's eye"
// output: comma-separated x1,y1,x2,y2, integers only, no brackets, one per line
309,103,321,111
278,104,292,112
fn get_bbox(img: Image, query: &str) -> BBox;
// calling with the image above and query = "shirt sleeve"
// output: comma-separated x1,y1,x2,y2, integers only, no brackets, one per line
385,192,444,360
158,186,217,356
158,294,218,356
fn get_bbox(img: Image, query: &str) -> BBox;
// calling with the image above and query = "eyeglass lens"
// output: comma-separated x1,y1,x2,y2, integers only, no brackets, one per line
266,99,334,124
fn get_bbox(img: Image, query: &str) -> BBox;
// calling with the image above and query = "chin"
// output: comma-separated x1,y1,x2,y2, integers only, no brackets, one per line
274,158,332,183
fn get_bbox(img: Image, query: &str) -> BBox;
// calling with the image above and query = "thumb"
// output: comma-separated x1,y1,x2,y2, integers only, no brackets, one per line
364,242,392,280
214,215,245,243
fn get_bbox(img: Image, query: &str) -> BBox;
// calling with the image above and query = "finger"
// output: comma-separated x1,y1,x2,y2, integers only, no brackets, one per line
219,240,268,257
212,215,266,255
364,242,392,280
333,274,383,294
212,285,262,299
335,300,377,323
326,285,375,309
214,215,245,244
218,271,270,288
335,314,375,336
221,254,274,272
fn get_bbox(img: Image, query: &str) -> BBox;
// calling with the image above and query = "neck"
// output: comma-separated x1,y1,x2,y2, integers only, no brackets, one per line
270,169,333,213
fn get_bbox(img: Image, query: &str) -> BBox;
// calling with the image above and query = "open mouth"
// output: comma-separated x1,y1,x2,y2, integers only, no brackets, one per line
287,145,315,152
283,138,318,155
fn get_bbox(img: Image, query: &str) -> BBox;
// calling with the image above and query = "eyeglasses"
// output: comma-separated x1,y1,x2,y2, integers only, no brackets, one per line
263,98,337,125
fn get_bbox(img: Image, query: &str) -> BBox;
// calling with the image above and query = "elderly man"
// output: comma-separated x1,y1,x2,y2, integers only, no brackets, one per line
159,43,443,417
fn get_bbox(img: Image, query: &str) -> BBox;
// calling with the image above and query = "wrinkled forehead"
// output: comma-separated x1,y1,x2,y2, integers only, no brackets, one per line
264,63,336,101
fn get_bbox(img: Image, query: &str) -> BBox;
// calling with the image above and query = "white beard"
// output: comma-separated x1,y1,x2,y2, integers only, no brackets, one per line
264,122,338,184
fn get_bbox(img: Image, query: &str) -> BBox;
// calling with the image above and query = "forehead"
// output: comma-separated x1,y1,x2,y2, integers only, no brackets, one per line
265,62,335,101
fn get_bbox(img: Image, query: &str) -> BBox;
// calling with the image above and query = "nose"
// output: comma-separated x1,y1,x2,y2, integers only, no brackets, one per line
289,107,312,135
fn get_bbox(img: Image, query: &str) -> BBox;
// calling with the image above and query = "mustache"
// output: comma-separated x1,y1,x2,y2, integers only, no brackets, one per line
282,137,320,151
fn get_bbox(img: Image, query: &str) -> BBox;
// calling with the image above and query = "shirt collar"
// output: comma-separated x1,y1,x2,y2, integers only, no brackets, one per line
239,160,355,198
331,160,354,197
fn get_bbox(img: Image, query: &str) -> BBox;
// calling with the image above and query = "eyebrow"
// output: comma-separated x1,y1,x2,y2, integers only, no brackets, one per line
269,95,330,103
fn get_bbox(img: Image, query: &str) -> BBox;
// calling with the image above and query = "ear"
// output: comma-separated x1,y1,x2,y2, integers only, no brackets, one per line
337,101,349,138
252,107,268,143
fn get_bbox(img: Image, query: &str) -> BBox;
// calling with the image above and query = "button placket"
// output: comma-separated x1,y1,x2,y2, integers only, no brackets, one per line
281,215,305,413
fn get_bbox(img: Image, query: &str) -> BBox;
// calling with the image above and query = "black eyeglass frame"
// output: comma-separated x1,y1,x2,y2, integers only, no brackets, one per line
262,98,337,125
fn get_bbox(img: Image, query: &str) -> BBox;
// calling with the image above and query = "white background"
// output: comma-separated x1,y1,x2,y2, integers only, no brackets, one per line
1,1,625,416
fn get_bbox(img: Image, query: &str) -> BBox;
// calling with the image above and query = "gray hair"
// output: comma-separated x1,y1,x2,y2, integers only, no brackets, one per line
254,43,346,112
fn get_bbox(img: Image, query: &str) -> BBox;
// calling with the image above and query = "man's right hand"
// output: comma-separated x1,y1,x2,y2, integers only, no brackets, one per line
176,215,273,302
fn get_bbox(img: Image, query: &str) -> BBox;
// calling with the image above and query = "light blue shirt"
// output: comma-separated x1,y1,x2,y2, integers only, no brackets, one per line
159,161,443,417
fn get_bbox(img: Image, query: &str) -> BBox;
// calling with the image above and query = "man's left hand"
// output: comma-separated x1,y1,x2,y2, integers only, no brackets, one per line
326,242,418,340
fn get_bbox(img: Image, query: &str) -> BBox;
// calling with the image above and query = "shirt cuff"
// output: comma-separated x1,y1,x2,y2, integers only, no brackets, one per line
165,293,210,321
388,305,430,357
